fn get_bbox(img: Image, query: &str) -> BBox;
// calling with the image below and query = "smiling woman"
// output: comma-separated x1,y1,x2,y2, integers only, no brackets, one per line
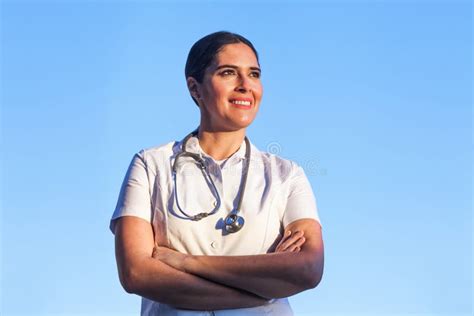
188,42,263,140
110,31,324,316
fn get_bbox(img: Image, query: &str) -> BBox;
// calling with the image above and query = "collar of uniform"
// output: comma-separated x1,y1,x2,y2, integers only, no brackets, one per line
183,135,249,165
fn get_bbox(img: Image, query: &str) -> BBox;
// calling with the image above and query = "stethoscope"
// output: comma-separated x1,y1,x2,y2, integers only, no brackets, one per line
172,129,251,234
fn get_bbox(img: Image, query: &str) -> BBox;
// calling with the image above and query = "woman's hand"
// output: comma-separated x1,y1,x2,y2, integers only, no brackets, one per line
275,230,306,253
152,245,189,272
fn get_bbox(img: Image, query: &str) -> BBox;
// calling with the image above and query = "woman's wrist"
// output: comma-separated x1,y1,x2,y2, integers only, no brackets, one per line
182,253,196,274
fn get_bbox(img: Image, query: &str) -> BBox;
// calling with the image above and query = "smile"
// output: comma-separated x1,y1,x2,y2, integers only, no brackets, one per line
229,99,252,108
231,100,251,105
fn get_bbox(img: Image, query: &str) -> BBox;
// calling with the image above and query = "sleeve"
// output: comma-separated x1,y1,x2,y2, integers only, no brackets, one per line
282,164,321,228
109,150,152,234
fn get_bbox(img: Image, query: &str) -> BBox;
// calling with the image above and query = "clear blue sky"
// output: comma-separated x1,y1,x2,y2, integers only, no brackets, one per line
1,1,472,315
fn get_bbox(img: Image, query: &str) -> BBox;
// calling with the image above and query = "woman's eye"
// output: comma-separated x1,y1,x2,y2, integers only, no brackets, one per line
221,69,235,76
250,71,261,78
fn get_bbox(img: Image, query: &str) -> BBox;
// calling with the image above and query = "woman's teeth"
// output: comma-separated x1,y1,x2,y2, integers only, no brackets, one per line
231,100,251,106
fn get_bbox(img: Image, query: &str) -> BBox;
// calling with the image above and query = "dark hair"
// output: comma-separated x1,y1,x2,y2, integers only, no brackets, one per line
185,31,259,105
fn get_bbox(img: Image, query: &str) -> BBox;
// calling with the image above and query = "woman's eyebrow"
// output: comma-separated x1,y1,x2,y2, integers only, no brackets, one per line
215,64,261,72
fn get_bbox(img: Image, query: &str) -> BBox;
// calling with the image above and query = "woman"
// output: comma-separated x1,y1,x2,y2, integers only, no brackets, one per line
110,31,324,315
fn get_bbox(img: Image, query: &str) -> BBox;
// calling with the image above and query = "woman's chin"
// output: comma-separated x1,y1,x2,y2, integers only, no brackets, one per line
202,116,257,132
229,118,256,131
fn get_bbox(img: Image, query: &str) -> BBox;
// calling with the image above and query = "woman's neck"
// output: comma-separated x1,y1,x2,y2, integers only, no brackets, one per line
197,129,246,161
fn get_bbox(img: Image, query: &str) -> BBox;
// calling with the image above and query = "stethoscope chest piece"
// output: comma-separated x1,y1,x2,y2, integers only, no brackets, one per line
224,212,245,233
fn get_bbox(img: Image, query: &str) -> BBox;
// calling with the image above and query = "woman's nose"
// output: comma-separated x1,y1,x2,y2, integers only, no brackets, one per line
235,74,251,92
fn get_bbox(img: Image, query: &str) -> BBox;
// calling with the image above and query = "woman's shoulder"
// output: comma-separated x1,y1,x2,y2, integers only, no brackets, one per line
253,144,302,183
140,141,178,155
133,140,181,167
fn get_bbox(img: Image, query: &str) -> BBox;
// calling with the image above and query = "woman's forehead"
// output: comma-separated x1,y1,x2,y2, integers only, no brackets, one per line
212,43,259,68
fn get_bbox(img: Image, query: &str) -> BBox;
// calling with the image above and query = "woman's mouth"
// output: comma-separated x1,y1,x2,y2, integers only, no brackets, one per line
229,99,252,109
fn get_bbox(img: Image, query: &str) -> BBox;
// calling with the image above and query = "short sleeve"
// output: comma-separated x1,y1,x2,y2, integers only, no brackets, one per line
282,164,321,228
109,151,152,234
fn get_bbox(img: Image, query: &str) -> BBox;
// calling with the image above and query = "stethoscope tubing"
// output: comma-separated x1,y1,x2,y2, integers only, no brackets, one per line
172,129,250,233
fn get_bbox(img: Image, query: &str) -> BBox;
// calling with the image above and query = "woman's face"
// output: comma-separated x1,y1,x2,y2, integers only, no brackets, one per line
190,43,263,132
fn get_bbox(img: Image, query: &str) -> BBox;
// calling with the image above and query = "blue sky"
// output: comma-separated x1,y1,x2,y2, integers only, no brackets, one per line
1,1,472,315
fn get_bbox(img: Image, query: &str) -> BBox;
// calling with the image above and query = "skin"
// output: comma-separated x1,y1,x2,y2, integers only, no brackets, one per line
115,217,308,310
153,219,323,299
275,229,306,252
186,42,263,160
114,42,324,309
115,216,268,310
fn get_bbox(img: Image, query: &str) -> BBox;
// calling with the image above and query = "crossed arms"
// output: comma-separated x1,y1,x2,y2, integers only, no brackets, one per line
114,216,324,310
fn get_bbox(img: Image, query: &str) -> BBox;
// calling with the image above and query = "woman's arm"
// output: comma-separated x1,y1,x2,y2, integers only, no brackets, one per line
114,216,268,310
154,218,324,299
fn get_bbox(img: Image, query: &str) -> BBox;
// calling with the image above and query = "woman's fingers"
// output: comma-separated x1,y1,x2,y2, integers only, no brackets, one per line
275,231,306,252
275,230,292,251
284,236,305,252
289,245,301,252
293,235,306,248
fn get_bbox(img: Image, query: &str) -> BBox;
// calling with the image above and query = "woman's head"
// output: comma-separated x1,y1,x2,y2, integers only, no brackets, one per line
185,31,259,85
185,31,263,132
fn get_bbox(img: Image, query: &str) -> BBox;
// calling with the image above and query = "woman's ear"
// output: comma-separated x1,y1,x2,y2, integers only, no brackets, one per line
186,77,201,100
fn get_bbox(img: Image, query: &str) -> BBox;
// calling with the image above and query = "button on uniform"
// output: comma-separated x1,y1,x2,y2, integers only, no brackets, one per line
211,241,217,249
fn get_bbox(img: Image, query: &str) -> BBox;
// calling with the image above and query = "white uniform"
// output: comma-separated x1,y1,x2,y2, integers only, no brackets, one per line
110,135,321,315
